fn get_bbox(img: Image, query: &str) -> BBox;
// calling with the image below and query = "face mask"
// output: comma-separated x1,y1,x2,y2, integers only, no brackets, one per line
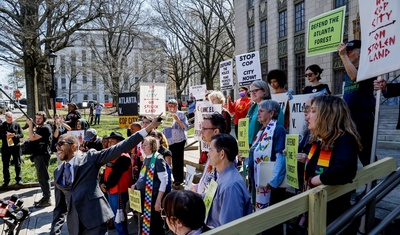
239,91,247,98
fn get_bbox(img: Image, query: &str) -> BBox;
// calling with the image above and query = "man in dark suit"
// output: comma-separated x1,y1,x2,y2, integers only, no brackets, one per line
53,115,162,234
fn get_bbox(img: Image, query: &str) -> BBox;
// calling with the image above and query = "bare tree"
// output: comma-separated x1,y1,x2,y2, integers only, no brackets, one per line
0,0,103,117
88,0,154,107
161,31,196,100
151,0,234,90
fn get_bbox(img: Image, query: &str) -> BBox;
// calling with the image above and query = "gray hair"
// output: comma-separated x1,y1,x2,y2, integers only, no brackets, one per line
168,99,178,105
251,80,271,99
259,100,281,120
208,91,225,104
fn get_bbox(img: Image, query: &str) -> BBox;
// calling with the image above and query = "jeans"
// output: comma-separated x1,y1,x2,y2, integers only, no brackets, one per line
108,192,129,235
94,114,101,125
33,154,51,198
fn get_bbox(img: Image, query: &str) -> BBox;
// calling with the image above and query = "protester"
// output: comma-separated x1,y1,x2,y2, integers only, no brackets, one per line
94,102,103,125
53,116,162,234
206,134,252,228
129,123,143,183
27,111,53,207
64,103,81,130
89,103,94,126
162,99,188,189
193,113,226,194
246,80,283,146
162,190,210,235
133,136,169,235
143,116,168,148
304,95,361,231
373,79,400,98
1,112,24,186
337,40,375,167
80,128,103,152
303,64,331,94
267,69,288,94
100,132,132,235
227,86,252,137
127,122,141,137
208,91,232,134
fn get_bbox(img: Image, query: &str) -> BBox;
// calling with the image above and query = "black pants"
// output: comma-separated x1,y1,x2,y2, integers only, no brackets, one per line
1,146,22,184
169,140,186,183
50,185,67,235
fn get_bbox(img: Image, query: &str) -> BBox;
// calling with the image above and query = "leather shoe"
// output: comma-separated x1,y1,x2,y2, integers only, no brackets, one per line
1,183,9,187
34,197,52,208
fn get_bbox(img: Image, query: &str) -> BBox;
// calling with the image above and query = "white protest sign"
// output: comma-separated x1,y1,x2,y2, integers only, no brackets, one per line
189,85,207,101
219,59,233,90
184,165,196,190
289,94,312,144
194,101,222,141
271,93,289,115
235,51,262,86
139,83,166,116
357,0,400,81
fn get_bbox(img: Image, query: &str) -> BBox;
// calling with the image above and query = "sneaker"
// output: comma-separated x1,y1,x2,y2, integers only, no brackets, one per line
16,181,24,185
35,197,52,208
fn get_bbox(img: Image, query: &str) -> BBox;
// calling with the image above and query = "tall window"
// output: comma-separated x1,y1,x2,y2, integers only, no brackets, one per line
105,95,109,102
92,77,97,88
93,94,97,101
61,78,66,90
279,57,288,77
295,53,305,94
261,62,268,81
248,0,254,8
335,0,349,12
279,10,287,38
295,2,305,32
260,20,268,45
248,26,255,50
82,72,87,85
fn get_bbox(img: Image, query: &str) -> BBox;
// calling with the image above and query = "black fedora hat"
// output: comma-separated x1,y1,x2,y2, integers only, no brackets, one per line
105,131,125,141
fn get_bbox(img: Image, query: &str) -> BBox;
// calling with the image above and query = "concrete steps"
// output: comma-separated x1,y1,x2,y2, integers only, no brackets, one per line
377,105,400,150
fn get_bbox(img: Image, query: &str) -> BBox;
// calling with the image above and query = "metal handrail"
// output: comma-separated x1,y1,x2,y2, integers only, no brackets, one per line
327,167,400,235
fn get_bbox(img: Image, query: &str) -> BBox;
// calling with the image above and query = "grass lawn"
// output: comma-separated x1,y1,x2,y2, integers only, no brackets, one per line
0,108,194,185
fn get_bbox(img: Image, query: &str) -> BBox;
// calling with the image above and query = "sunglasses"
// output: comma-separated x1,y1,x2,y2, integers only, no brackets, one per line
56,141,74,147
304,73,314,78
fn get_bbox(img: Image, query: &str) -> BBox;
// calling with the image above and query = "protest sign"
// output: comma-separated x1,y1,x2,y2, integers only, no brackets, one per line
357,0,400,81
118,92,138,129
194,101,222,141
128,188,142,213
220,59,234,90
139,83,166,116
238,118,249,157
189,85,207,101
235,51,262,86
285,134,299,189
307,6,346,56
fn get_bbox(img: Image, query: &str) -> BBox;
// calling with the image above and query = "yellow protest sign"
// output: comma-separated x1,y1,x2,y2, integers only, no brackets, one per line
118,116,138,129
128,188,142,213
238,118,249,157
162,112,174,128
285,134,299,189
203,180,218,219
307,6,346,56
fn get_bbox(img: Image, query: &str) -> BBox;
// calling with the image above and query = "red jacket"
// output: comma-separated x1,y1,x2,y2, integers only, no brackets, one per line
227,97,252,124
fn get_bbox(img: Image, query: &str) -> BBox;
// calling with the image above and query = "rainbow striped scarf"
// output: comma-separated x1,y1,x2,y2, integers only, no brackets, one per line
142,153,157,235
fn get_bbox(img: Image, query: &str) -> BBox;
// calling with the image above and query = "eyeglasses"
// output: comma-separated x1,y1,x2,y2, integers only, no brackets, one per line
56,141,74,147
201,127,217,131
257,109,268,113
249,88,262,94
304,73,314,78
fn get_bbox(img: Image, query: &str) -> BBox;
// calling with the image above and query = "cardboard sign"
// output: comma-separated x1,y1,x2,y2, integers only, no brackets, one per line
139,83,166,116
219,59,234,90
238,118,249,157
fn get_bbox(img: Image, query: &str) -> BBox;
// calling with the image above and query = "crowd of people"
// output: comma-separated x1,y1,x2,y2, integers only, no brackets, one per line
0,39,398,235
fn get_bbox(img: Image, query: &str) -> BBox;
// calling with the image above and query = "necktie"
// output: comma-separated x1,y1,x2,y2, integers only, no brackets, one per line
142,154,156,235
64,163,72,186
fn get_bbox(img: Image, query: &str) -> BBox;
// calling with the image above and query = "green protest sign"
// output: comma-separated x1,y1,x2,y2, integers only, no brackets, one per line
307,6,346,56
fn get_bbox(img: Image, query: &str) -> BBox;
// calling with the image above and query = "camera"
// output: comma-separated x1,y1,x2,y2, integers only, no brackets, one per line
157,117,163,122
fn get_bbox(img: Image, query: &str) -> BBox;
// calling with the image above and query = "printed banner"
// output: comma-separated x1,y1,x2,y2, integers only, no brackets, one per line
219,59,234,90
307,6,346,56
289,94,312,141
285,134,299,189
236,51,262,86
271,93,289,115
357,0,400,81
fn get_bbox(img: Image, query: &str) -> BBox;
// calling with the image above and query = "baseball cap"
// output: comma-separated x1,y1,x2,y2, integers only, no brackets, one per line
84,128,97,141
346,40,361,51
